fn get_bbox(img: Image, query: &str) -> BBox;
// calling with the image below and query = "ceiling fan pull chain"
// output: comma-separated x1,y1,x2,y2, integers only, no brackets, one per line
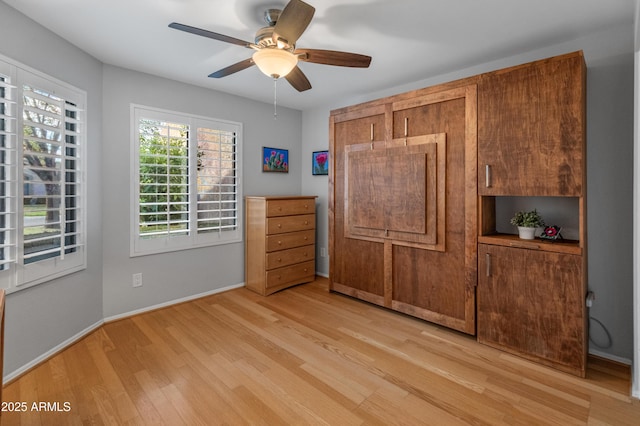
273,77,278,119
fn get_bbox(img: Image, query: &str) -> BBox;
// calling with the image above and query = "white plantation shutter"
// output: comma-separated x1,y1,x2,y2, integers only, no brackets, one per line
0,69,17,276
22,85,82,263
196,127,238,234
0,54,86,292
131,106,242,256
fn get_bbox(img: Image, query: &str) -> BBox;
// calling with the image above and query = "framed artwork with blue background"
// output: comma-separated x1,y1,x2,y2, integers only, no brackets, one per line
263,147,289,173
312,150,328,175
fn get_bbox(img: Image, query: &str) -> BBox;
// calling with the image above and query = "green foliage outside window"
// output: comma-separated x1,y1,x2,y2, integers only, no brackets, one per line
138,119,190,237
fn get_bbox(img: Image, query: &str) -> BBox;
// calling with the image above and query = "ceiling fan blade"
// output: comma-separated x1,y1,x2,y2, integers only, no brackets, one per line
208,58,255,78
169,22,253,48
296,49,372,68
285,66,312,92
272,0,315,46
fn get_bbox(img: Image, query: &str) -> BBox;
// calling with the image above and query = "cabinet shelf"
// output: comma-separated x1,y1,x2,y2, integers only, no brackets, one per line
478,233,581,255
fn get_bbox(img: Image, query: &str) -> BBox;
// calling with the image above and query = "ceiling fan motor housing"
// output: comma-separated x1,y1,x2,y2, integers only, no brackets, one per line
255,27,277,48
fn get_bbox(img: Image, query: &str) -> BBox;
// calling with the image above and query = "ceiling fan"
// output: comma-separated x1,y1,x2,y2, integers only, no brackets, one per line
168,0,372,92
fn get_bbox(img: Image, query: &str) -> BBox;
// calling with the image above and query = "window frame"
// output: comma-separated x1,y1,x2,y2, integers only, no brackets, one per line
130,105,243,257
0,54,87,293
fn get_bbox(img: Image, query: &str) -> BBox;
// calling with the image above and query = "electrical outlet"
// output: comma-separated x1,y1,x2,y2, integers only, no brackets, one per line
320,248,326,257
586,291,595,308
132,273,143,288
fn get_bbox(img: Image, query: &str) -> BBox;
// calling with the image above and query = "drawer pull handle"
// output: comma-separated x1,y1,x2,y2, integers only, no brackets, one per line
277,224,282,228
304,268,308,272
304,204,308,209
486,253,491,277
485,164,491,188
304,236,308,240
277,258,282,262
304,221,308,225
277,241,282,245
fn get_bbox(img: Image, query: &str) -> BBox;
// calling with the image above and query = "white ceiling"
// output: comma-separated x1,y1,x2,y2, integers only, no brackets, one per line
3,0,636,110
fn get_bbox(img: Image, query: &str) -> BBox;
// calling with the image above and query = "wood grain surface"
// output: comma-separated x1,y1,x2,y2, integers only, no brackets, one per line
2,278,638,425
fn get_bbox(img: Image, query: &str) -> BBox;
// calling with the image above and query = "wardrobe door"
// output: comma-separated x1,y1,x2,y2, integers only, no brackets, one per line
478,244,586,376
478,52,585,196
330,107,387,305
390,87,477,334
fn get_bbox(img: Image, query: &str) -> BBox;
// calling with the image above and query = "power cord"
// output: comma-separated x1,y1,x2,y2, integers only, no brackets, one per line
586,292,613,349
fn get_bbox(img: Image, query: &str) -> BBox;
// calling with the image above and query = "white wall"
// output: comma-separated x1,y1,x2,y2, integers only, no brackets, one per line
301,109,330,275
101,65,302,318
633,49,640,399
587,51,635,363
302,24,637,363
632,0,640,401
0,3,104,378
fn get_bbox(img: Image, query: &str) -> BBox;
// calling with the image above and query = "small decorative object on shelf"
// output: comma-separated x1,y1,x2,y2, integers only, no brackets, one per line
510,209,545,240
540,225,563,241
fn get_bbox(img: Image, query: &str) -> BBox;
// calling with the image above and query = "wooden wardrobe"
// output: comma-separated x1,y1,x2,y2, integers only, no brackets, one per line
330,84,478,335
329,51,587,376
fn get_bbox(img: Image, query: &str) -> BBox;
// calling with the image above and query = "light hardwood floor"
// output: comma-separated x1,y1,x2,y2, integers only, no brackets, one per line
2,277,639,425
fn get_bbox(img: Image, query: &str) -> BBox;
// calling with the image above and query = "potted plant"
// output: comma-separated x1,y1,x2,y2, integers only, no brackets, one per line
510,209,544,240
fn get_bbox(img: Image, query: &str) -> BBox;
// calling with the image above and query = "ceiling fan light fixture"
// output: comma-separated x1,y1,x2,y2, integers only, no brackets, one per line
252,48,298,79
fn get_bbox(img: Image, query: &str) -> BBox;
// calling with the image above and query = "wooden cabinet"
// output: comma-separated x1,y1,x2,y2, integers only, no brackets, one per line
329,51,587,376
476,51,587,377
478,244,586,376
478,52,586,196
245,196,317,296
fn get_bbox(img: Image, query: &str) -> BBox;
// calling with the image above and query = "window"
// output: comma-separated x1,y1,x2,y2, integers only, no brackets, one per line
131,106,242,256
0,55,86,292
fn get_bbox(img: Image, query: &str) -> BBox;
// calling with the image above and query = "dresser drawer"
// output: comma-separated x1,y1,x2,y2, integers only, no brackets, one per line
266,244,314,270
267,214,315,234
265,260,315,289
266,229,315,252
266,199,315,217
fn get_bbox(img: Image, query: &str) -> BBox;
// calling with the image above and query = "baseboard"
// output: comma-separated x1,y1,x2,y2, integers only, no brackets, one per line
588,349,632,366
104,282,245,323
315,271,329,278
3,319,104,384
3,282,246,385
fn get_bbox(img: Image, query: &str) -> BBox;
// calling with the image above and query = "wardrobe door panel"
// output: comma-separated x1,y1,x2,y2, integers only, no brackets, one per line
478,53,585,196
331,107,388,304
346,149,387,232
344,139,440,246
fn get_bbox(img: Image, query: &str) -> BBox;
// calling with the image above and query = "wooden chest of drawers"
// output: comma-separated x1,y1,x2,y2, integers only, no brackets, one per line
245,196,317,295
